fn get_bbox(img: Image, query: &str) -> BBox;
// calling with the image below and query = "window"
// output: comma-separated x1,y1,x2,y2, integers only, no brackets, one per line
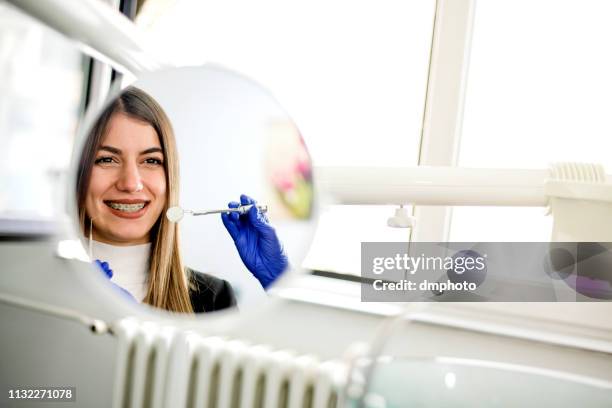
450,0,612,241
137,0,434,167
0,3,85,227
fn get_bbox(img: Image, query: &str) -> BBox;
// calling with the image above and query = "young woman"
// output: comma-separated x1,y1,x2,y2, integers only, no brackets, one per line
76,87,288,313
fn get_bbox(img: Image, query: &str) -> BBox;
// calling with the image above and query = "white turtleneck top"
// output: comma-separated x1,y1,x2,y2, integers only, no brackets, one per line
88,239,150,302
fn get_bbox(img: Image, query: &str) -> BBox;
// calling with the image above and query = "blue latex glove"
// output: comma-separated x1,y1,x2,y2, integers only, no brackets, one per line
94,259,136,301
221,194,289,289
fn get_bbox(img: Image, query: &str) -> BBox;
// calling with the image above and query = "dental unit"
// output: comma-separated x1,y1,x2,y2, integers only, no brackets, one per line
3,0,612,407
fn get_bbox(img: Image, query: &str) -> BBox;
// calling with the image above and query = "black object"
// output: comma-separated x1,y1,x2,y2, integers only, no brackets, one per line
188,269,237,313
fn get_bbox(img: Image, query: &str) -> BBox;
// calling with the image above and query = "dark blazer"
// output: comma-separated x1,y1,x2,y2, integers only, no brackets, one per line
187,269,237,313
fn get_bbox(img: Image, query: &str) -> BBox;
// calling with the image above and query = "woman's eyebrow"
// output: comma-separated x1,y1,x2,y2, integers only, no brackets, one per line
99,145,121,154
97,146,163,155
141,147,163,155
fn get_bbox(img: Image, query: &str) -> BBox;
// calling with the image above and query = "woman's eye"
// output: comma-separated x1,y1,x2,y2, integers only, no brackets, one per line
94,156,116,165
144,158,164,165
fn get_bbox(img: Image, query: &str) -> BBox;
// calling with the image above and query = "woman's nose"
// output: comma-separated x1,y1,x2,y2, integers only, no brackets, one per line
116,163,144,192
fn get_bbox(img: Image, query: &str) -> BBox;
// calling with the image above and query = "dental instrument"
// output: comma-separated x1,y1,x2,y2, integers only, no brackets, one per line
166,204,268,223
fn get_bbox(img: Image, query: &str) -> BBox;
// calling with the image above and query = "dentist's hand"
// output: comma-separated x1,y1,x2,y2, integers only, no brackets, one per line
221,194,289,289
94,260,136,301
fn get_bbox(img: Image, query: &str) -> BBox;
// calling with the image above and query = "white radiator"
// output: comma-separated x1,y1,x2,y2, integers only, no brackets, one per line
111,318,347,408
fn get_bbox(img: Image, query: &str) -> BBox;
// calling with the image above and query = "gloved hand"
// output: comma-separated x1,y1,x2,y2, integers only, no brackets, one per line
94,259,136,301
221,194,289,289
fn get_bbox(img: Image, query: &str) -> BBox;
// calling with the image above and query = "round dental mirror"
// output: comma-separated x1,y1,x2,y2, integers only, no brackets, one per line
166,206,185,223
75,65,315,315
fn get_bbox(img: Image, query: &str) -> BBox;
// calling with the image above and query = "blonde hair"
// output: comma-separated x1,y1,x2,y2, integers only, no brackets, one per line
76,87,194,313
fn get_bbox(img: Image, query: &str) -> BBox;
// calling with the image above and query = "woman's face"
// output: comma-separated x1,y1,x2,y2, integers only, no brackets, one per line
85,113,167,245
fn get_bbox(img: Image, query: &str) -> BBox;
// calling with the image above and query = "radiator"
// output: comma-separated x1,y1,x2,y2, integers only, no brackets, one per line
111,318,347,408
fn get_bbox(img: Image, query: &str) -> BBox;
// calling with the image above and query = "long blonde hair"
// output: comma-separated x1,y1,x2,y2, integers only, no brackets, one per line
76,86,194,313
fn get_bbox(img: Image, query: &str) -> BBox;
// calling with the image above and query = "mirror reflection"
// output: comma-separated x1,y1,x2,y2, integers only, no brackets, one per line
75,65,314,314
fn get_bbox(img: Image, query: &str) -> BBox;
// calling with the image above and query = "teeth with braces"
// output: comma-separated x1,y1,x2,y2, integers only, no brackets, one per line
108,202,146,212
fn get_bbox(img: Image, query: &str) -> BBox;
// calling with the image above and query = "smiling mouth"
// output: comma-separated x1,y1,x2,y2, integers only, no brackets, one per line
104,201,149,213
